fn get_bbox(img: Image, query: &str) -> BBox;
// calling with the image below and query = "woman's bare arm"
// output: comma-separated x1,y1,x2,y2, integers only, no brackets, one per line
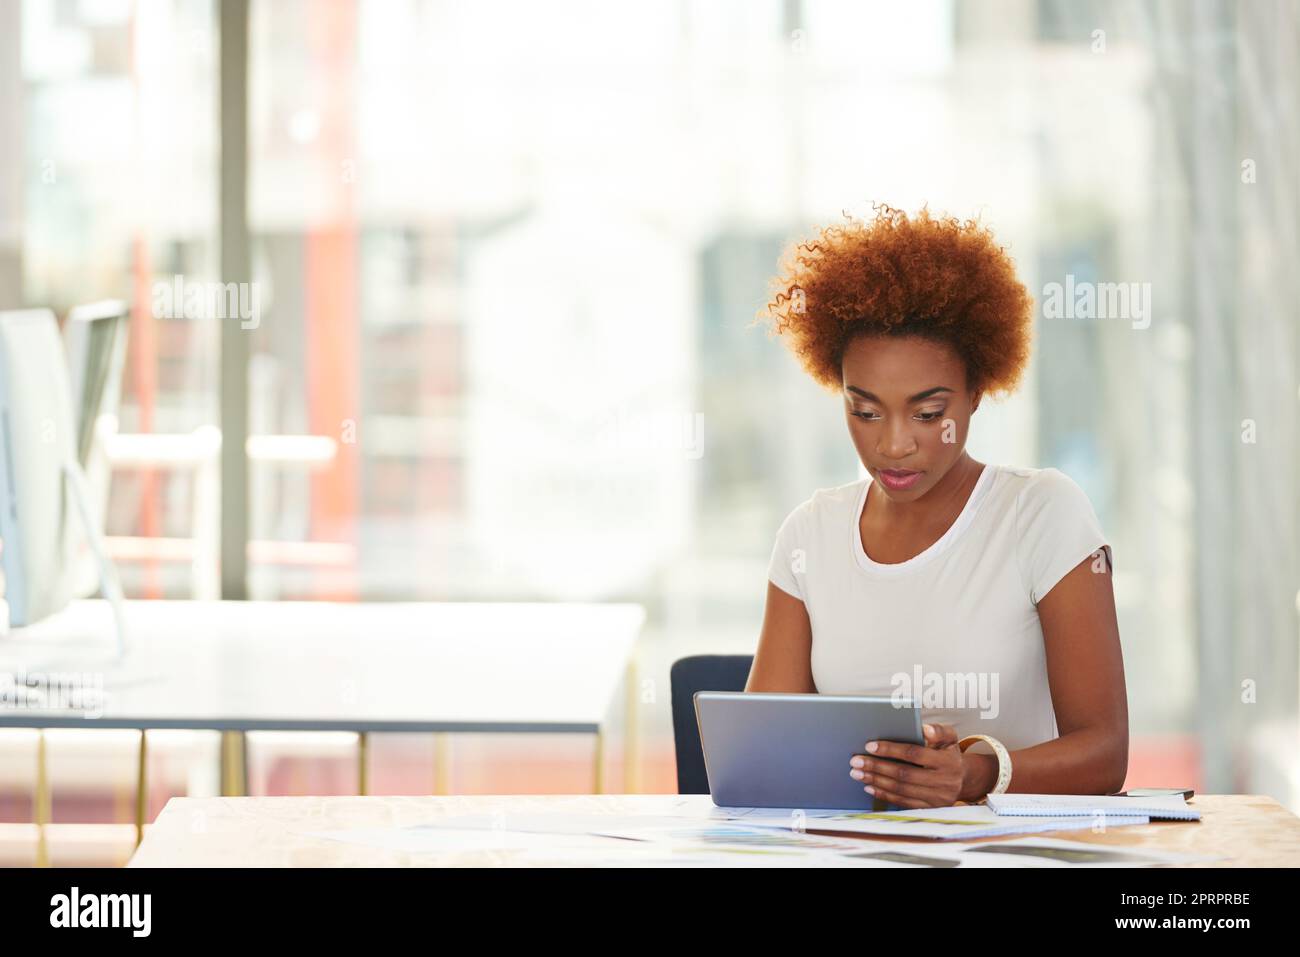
745,582,817,693
963,550,1130,797
747,554,1127,800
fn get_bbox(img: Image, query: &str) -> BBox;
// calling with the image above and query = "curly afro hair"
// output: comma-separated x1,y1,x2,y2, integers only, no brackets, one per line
760,204,1034,398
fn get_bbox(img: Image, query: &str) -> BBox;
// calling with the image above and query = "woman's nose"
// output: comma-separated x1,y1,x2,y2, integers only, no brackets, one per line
877,420,918,457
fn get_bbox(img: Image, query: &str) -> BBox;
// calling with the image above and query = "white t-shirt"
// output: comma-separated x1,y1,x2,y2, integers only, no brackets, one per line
766,463,1111,753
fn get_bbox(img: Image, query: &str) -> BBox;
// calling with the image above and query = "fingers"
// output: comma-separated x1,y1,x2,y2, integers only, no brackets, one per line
856,738,940,768
859,780,952,810
851,751,944,790
863,785,946,806
845,724,964,808
849,736,961,808
850,758,954,808
923,722,961,749
856,723,960,768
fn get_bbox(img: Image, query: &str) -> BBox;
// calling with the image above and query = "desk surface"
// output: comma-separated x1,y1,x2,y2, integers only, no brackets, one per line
0,599,643,732
127,793,1300,867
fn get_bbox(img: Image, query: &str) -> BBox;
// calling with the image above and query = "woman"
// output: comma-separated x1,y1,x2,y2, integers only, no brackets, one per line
749,205,1128,809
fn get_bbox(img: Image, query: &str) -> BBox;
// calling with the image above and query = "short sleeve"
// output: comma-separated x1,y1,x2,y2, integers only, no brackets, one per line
766,501,809,601
1015,468,1112,605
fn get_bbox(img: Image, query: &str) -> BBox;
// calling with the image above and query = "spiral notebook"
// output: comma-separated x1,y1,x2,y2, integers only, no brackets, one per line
985,794,1201,821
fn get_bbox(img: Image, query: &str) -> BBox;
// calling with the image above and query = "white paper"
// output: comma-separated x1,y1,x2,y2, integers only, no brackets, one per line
302,824,1214,868
711,803,1152,840
889,836,1223,867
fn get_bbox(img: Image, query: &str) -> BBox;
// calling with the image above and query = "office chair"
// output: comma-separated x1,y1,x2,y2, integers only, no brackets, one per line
669,654,754,794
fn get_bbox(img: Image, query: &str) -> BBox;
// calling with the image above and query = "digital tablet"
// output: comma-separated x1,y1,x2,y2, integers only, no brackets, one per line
694,691,925,810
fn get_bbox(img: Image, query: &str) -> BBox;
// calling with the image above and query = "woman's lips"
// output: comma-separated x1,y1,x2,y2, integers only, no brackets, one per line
877,468,923,491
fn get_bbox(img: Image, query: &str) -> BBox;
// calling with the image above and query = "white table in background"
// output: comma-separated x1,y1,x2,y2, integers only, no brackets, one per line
0,599,644,864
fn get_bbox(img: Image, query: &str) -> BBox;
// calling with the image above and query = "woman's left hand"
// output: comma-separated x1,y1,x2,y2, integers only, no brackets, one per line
849,722,966,809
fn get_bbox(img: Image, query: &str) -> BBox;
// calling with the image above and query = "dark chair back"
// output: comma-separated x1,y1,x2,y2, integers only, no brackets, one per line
669,654,754,794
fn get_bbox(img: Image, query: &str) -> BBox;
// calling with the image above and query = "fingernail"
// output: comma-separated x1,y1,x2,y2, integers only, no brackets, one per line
850,756,864,768
865,742,878,753
923,724,934,735
850,769,864,780
864,786,875,795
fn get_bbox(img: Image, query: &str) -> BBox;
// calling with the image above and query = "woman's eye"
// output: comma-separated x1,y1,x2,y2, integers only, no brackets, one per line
851,409,944,422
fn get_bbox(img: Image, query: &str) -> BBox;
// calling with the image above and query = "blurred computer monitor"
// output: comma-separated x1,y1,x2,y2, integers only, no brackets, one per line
63,300,129,597
0,309,81,627
64,299,128,468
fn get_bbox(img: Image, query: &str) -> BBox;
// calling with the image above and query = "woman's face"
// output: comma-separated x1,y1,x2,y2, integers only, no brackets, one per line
840,334,981,502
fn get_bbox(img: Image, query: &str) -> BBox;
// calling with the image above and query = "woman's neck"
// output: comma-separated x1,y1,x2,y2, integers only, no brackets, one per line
869,453,985,529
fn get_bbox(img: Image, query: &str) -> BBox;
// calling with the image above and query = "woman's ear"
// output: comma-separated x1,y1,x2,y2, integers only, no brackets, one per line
971,389,983,414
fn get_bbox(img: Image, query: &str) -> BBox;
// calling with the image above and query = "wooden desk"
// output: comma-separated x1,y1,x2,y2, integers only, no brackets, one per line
127,793,1300,867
